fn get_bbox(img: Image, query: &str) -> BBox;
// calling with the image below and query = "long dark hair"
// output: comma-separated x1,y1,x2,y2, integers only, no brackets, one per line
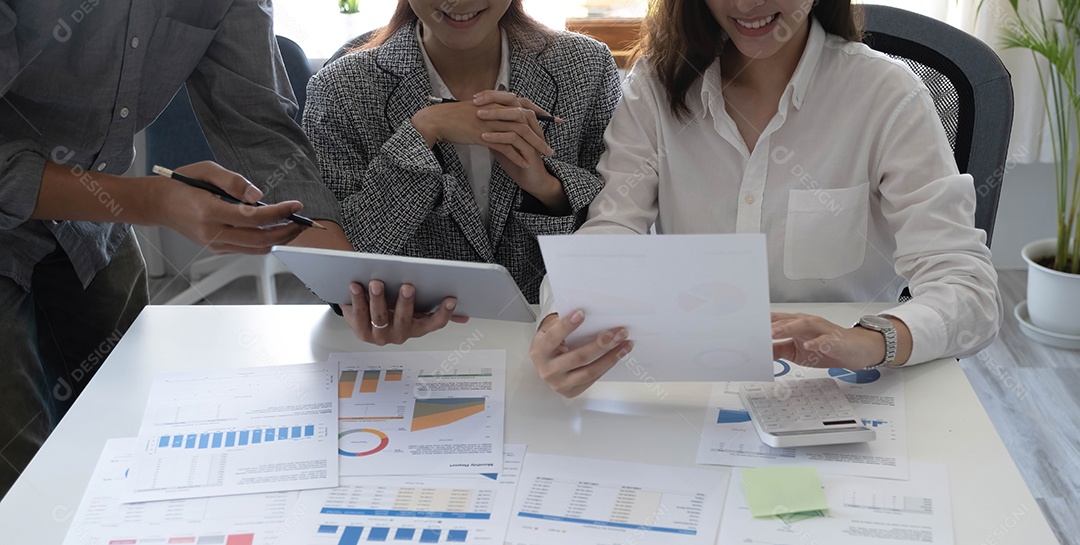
358,0,555,52
635,0,863,120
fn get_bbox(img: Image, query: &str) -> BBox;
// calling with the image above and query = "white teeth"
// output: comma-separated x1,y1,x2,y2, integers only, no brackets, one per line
735,13,777,29
446,11,480,22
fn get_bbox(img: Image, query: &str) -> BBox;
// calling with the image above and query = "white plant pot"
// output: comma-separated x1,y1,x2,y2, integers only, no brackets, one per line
1022,237,1080,337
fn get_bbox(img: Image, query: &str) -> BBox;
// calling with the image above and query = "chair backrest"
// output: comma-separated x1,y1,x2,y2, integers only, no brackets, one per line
145,36,313,172
861,5,1013,246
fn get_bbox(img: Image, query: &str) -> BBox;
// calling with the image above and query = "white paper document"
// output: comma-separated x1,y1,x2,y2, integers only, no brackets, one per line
127,362,339,502
539,234,773,382
332,350,505,476
696,361,909,480
504,453,730,545
719,463,954,544
64,438,299,545
280,445,526,544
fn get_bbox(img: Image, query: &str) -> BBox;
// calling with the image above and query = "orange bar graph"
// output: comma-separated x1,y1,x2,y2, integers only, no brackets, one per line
359,370,380,393
411,398,486,431
339,370,358,398
386,369,403,382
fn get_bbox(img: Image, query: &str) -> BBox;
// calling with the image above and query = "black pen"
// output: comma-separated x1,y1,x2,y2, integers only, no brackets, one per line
152,165,326,230
427,95,566,124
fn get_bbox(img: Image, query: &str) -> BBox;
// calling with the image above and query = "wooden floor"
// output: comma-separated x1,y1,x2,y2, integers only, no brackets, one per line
959,270,1079,545
149,269,1079,543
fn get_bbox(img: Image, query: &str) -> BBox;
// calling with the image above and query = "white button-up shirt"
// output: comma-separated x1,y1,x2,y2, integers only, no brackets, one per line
544,20,1001,366
418,25,511,226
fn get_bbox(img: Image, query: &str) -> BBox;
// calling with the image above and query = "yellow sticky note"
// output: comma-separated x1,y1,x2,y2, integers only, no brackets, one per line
742,467,829,518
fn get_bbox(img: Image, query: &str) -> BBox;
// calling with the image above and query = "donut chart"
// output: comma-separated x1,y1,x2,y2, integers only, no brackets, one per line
338,428,389,457
774,359,791,378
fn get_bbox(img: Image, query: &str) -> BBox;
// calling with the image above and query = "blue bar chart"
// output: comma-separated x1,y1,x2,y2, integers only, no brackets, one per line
156,423,319,452
317,525,469,544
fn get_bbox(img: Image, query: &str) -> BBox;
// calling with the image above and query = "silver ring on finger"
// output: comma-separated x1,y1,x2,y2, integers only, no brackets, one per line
371,320,390,330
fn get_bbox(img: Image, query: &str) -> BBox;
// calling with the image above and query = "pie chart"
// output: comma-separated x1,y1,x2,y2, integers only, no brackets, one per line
828,368,881,384
338,428,389,457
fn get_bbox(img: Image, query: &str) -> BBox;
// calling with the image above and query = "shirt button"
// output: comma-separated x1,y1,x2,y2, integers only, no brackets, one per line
744,193,756,205
120,107,130,119
97,163,107,171
131,37,139,48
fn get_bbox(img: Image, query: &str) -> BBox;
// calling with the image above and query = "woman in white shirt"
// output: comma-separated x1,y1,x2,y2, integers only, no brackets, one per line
529,0,1002,397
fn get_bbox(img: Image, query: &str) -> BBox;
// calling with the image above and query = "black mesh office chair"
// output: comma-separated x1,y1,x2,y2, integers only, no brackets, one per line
862,5,1014,247
145,36,313,304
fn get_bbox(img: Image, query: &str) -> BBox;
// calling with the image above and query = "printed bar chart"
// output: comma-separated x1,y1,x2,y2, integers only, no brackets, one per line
340,370,359,398
411,398,486,432
317,524,467,544
360,370,381,393
157,424,317,451
338,525,363,545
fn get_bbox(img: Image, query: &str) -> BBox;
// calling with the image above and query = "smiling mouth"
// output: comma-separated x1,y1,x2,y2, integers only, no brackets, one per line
441,9,484,22
734,13,778,29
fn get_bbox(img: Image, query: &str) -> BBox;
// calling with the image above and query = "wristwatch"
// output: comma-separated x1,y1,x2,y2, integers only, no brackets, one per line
855,315,898,370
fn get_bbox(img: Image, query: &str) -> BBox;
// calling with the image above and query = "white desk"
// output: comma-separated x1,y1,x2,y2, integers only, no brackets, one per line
0,304,1059,544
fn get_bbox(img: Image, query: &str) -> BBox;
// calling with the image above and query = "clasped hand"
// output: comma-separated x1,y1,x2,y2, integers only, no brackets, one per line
413,90,566,210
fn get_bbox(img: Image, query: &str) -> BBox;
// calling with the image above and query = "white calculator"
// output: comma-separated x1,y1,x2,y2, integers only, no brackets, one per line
739,378,876,448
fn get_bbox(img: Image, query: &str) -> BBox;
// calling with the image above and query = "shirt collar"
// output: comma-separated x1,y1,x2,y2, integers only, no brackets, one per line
417,23,511,99
698,17,826,119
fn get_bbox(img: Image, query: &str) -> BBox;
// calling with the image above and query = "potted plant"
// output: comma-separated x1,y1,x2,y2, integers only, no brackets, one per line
989,0,1080,344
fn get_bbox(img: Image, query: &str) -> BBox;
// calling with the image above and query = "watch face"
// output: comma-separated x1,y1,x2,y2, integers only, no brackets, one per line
860,315,893,330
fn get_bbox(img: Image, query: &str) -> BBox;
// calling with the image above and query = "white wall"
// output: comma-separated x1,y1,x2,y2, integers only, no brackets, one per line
990,163,1058,269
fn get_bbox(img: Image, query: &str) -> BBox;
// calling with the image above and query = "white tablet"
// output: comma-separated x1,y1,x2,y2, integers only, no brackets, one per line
271,246,537,323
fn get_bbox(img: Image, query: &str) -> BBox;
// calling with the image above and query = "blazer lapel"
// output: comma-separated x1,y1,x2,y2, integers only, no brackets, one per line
488,38,559,248
378,23,494,261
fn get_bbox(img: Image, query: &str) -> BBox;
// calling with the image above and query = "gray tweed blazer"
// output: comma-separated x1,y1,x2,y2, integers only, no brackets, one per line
304,22,621,303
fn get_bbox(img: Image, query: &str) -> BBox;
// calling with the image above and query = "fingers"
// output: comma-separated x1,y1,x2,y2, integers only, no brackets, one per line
344,283,461,345
490,145,531,169
176,161,263,203
342,282,374,342
477,107,547,143
480,121,553,157
413,297,459,336
203,223,304,253
528,309,634,398
367,280,391,344
472,90,521,107
558,341,633,398
388,284,417,344
772,339,797,362
518,97,553,119
531,310,585,358
771,313,834,342
562,327,629,374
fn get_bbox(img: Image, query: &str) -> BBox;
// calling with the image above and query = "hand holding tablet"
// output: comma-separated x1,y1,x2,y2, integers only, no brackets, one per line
341,279,469,346
272,247,537,345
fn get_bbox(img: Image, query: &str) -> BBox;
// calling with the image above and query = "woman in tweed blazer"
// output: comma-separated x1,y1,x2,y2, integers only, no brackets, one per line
304,0,621,344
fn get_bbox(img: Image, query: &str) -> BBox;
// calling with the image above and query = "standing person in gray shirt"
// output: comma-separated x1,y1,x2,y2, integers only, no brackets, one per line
0,0,352,498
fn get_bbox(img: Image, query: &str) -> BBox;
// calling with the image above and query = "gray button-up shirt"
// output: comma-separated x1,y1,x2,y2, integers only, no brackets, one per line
0,0,342,290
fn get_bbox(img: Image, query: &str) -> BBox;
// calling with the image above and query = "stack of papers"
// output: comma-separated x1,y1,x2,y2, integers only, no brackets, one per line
61,346,957,544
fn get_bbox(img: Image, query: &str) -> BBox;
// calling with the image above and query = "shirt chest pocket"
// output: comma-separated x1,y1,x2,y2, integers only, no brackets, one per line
783,183,869,280
140,17,219,118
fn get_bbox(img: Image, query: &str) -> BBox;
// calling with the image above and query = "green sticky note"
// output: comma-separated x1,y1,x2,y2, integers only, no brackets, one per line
742,467,829,518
